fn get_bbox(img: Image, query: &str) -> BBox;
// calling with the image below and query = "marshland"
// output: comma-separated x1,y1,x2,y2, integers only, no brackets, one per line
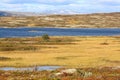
0,35,120,67
0,12,120,80
0,35,120,80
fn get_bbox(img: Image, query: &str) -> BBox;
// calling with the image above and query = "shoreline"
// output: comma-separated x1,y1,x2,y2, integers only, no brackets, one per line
0,65,119,69
0,35,120,39
0,26,120,29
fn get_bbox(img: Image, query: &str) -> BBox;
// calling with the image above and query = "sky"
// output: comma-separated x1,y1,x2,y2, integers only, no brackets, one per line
0,0,120,13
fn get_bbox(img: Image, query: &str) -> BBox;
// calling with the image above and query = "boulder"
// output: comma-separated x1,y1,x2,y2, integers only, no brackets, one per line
54,72,63,76
54,68,92,77
61,69,77,74
54,69,77,76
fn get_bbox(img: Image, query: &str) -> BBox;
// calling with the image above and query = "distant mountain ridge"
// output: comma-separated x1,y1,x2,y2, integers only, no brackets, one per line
0,10,120,17
0,11,42,16
0,11,11,16
0,10,80,16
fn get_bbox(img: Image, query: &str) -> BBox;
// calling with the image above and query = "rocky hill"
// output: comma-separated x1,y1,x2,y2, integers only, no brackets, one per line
0,11,41,17
0,11,12,16
0,12,120,28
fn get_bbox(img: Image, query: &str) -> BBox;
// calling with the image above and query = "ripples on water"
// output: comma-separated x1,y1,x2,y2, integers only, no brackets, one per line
0,27,120,38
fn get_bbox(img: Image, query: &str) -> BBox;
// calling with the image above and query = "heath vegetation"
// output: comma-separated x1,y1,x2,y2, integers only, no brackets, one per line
0,36,119,67
0,12,120,28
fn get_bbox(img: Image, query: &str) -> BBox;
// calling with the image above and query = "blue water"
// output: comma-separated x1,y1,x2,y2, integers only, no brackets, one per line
0,27,120,38
0,66,61,71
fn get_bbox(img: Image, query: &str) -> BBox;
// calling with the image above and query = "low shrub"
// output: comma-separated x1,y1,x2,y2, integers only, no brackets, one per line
42,34,50,41
0,57,11,61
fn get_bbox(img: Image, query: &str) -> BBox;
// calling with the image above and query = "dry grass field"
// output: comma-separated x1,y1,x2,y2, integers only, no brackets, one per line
0,36,120,68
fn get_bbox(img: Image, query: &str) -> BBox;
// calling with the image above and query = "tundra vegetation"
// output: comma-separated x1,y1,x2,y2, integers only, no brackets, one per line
0,12,120,79
42,34,50,41
0,12,120,28
0,36,119,67
0,36,120,79
0,67,119,80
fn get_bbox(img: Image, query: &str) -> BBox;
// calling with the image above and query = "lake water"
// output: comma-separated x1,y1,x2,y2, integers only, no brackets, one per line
0,27,120,38
0,66,61,71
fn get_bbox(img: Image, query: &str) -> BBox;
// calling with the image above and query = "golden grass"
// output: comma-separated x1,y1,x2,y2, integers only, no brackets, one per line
0,36,120,68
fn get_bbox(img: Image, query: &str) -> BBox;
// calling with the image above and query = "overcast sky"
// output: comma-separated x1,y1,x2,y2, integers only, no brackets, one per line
0,0,120,13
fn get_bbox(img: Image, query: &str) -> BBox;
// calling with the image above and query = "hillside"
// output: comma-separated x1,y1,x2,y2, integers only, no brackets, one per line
0,11,41,17
0,12,120,28
0,11,12,16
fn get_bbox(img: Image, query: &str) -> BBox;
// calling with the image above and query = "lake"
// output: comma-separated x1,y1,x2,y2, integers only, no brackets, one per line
0,27,120,38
